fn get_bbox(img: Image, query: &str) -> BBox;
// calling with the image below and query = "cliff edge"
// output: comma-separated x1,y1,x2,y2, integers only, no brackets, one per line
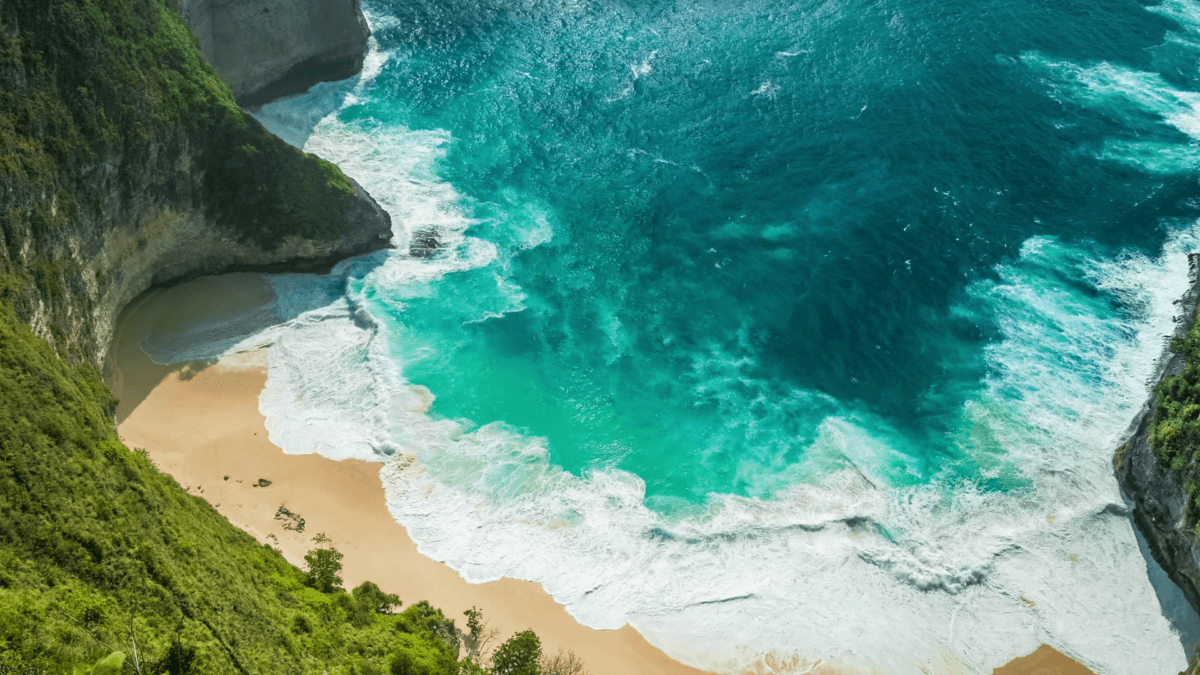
1115,254,1200,671
177,0,371,106
0,0,392,367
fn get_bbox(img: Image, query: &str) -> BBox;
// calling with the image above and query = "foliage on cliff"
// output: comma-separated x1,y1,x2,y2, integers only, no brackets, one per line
0,297,464,674
0,295,586,674
0,0,373,359
1149,313,1200,534
0,0,363,241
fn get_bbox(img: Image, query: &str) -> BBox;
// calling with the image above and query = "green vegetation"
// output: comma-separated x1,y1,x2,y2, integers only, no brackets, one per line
304,533,346,594
0,296,590,674
0,0,371,352
1149,312,1200,530
490,632,541,675
0,298,456,673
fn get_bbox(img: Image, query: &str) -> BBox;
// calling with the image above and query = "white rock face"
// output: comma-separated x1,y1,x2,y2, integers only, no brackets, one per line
178,0,370,105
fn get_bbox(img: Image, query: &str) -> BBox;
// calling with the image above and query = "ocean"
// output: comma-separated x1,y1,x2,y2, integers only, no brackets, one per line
160,0,1200,670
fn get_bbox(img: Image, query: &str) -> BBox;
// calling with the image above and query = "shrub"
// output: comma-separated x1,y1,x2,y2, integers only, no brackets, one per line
1149,317,1200,526
491,631,542,675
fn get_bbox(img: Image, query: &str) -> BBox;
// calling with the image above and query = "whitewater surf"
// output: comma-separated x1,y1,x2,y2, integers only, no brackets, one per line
142,0,1200,671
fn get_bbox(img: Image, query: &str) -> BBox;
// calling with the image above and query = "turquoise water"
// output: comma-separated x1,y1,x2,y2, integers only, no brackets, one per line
241,0,1200,670
346,0,1190,503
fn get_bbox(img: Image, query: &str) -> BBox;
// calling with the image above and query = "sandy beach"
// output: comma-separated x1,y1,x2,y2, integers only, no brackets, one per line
106,273,1098,675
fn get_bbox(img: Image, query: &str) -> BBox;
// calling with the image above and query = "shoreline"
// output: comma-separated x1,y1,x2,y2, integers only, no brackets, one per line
114,350,716,675
107,275,718,675
107,273,1096,675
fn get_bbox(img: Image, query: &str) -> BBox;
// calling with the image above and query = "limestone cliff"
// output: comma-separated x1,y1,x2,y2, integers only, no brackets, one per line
0,0,392,367
1114,255,1200,666
176,0,370,106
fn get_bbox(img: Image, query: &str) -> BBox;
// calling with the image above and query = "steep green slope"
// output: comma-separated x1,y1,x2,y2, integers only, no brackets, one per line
0,0,390,365
1150,316,1200,530
1134,297,1200,675
0,296,463,674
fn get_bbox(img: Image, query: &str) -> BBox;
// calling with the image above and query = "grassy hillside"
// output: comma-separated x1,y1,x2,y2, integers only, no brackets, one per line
0,296,469,674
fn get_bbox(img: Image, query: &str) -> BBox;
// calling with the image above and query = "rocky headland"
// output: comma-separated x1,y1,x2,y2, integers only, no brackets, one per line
0,0,389,367
1114,253,1200,674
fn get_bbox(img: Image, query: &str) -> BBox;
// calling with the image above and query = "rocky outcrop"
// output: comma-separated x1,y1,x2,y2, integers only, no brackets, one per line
3,132,391,367
0,0,392,367
1114,254,1200,620
176,0,371,106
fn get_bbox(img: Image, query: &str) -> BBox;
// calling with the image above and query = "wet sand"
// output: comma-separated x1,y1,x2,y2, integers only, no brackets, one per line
106,273,1099,675
114,349,716,675
992,645,1096,675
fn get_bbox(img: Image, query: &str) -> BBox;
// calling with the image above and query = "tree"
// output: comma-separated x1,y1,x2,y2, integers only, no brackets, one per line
303,533,344,593
348,581,401,627
490,630,541,675
353,581,401,614
461,606,499,668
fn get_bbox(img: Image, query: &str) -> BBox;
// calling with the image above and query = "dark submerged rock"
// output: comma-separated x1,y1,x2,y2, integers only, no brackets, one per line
408,227,444,259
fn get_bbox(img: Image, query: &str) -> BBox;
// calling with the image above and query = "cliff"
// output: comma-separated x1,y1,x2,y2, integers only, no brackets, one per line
0,1,574,672
1114,255,1200,672
176,0,370,106
0,0,392,368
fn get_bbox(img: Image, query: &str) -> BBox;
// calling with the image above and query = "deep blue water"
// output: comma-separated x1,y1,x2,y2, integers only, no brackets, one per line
333,0,1200,503
238,0,1200,667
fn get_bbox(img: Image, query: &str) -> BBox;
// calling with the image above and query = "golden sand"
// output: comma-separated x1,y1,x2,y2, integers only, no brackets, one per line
106,273,1098,675
992,645,1095,675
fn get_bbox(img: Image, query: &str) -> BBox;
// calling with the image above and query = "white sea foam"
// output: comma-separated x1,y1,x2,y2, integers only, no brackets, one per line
251,8,393,148
164,13,1200,673
1021,51,1200,173
1151,0,1200,46
233,169,1200,674
750,80,781,98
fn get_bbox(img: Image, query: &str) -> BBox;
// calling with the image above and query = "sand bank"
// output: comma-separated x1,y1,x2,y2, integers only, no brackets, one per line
106,273,1096,675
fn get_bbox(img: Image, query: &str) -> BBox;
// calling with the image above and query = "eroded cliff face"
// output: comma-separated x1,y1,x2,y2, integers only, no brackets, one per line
1114,255,1200,625
0,0,391,367
4,133,390,367
176,0,370,106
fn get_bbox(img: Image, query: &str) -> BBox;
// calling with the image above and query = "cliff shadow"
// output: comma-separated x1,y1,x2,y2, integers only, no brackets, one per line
104,273,280,423
105,250,391,423
249,74,362,149
1130,512,1200,661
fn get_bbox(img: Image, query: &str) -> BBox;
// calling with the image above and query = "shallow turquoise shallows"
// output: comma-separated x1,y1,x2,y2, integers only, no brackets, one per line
240,0,1200,670
342,0,1191,505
